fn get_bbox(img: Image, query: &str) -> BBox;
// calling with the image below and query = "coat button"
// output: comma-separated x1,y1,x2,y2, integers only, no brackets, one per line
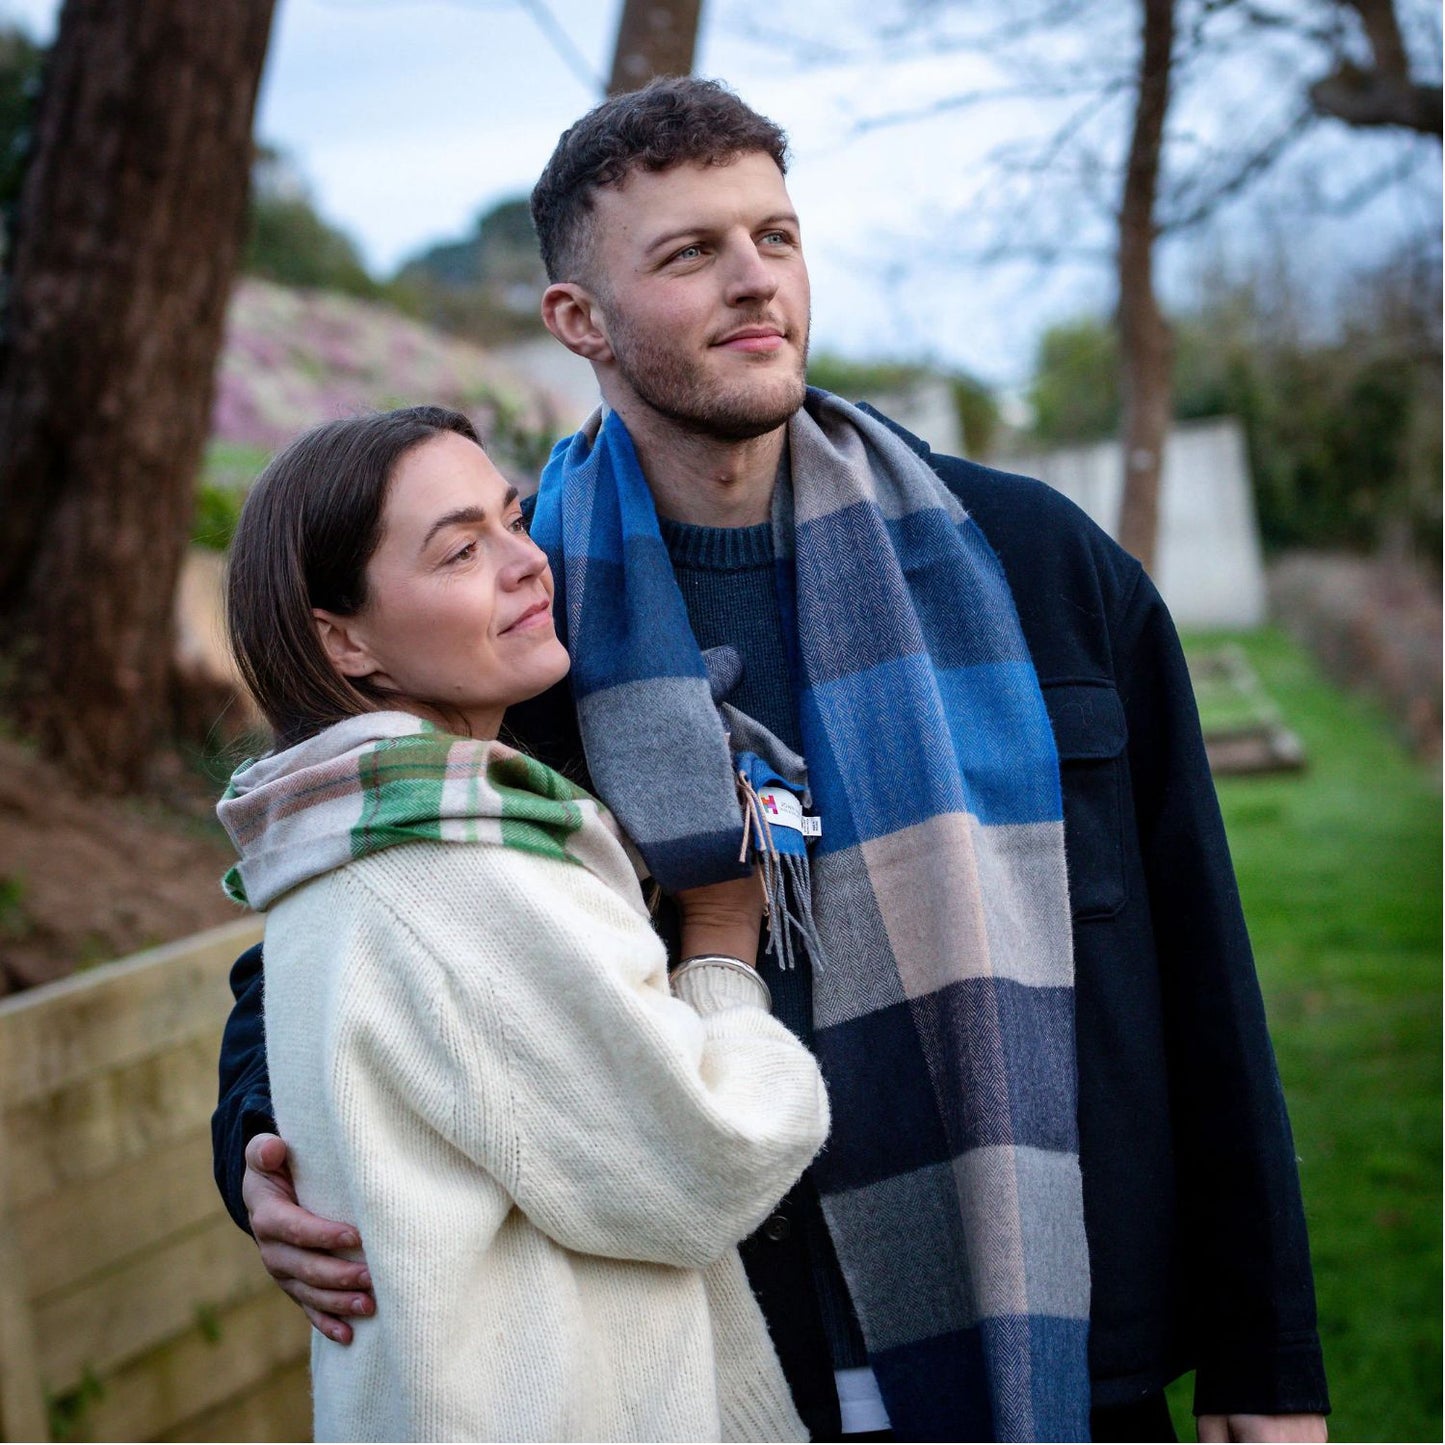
762,1212,790,1242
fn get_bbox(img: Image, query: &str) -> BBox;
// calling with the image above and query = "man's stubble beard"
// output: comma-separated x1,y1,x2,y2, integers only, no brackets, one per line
606,306,811,443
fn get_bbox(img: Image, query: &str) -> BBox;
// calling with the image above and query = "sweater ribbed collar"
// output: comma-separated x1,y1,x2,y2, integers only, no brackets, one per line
656,515,775,570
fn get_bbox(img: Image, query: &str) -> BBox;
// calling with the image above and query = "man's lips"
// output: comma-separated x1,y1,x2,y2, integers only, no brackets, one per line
713,326,787,353
501,599,552,634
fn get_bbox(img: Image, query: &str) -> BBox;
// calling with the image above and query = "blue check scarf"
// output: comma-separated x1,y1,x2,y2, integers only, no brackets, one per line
531,391,1091,1441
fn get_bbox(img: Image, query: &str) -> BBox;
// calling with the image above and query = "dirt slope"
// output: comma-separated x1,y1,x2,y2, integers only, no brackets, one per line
0,735,241,996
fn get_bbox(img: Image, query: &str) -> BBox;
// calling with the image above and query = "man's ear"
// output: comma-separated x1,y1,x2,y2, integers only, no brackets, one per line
313,609,380,681
541,282,614,364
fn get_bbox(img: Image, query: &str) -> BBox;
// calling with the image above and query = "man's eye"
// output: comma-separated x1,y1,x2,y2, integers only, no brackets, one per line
761,230,791,246
672,244,703,262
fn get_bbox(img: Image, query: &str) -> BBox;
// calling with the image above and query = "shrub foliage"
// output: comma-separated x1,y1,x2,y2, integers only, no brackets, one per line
1026,248,1441,562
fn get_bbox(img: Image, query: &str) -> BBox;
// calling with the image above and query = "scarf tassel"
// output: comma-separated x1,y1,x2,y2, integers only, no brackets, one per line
736,769,827,973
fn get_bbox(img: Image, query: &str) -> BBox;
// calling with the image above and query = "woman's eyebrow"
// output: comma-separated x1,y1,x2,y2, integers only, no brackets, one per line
419,489,519,552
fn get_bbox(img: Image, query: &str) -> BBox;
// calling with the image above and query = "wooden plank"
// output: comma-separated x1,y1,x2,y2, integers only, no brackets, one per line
17,1124,221,1298
65,1290,309,1444
3,1036,218,1208
0,917,262,1108
159,1358,311,1444
0,1241,47,1443
0,1120,47,1443
34,1213,272,1391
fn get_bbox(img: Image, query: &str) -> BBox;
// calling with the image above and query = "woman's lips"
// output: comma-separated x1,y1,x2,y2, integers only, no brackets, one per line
502,600,552,634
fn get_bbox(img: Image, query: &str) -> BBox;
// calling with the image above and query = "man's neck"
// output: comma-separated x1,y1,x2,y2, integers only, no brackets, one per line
616,406,786,529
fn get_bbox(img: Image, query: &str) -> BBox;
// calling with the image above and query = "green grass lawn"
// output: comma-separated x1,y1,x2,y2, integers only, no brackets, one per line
1165,629,1442,1442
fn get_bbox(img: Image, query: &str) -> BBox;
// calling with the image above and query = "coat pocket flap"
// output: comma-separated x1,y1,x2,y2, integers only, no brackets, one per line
1042,680,1127,762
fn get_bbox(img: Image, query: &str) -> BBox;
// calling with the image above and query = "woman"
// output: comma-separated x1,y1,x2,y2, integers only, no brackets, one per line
218,405,829,1442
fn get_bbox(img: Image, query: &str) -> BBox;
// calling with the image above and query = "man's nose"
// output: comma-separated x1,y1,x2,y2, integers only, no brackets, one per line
723,238,779,306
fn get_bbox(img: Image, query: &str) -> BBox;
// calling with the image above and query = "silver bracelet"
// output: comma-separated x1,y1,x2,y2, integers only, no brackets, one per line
672,953,772,1012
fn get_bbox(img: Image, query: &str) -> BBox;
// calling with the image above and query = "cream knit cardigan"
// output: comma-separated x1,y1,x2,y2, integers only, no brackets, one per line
262,828,830,1442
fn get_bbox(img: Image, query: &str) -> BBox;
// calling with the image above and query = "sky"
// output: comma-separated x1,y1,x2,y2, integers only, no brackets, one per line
4,0,1439,386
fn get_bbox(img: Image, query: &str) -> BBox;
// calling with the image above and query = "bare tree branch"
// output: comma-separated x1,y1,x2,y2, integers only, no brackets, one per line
1193,0,1341,47
1160,102,1316,230
1349,0,1411,76
1288,142,1435,213
1311,0,1442,136
514,0,606,94
730,0,1115,73
1311,62,1442,133
849,78,1121,136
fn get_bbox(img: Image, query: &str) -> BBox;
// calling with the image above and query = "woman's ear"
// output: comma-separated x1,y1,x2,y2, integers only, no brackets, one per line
541,282,614,364
313,609,379,680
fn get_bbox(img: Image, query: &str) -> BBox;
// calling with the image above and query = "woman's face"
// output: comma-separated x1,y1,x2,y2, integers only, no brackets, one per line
315,430,570,738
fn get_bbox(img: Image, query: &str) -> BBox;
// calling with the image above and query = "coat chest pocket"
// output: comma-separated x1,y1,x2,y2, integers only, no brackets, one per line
1043,680,1128,920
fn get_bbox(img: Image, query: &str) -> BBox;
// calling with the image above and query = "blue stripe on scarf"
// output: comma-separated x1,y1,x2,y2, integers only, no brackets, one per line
568,548,712,683
536,418,715,694
871,1318,1093,1443
531,412,747,888
800,658,1061,850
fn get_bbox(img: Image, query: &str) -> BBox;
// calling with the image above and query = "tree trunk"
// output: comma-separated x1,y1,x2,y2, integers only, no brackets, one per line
0,0,275,791
607,0,704,96
1116,0,1176,574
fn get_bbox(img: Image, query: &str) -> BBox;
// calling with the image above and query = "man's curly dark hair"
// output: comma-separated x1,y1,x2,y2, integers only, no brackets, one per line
530,76,789,286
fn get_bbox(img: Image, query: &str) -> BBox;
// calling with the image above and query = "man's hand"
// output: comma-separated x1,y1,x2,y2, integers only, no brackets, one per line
242,1133,375,1344
1197,1414,1328,1442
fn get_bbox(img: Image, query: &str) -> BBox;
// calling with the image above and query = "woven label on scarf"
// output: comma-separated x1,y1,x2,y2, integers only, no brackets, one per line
757,786,821,838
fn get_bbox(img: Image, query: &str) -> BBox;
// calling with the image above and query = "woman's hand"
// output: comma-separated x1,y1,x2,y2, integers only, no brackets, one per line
674,870,766,966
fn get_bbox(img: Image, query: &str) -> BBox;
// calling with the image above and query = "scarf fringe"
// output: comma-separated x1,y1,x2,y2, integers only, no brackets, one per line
736,769,827,973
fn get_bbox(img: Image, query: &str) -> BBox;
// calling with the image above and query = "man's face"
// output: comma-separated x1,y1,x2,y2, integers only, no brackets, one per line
585,152,810,441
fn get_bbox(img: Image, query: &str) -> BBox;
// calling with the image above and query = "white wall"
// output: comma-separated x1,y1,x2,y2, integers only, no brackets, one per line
1004,417,1267,629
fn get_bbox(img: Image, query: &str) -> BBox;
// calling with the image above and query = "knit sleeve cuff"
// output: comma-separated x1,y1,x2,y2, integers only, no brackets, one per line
672,960,771,1016
219,1095,279,1236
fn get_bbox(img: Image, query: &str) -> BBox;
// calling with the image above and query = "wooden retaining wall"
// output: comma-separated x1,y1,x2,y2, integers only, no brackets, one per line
0,918,312,1442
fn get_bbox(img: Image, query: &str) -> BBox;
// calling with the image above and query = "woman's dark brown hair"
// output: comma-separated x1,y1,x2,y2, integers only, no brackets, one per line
226,405,480,748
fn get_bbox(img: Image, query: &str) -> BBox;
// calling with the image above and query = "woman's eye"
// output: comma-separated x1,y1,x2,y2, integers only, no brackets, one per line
447,541,476,564
508,514,528,534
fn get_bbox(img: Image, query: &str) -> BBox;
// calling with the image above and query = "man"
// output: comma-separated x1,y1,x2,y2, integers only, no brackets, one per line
214,78,1329,1442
